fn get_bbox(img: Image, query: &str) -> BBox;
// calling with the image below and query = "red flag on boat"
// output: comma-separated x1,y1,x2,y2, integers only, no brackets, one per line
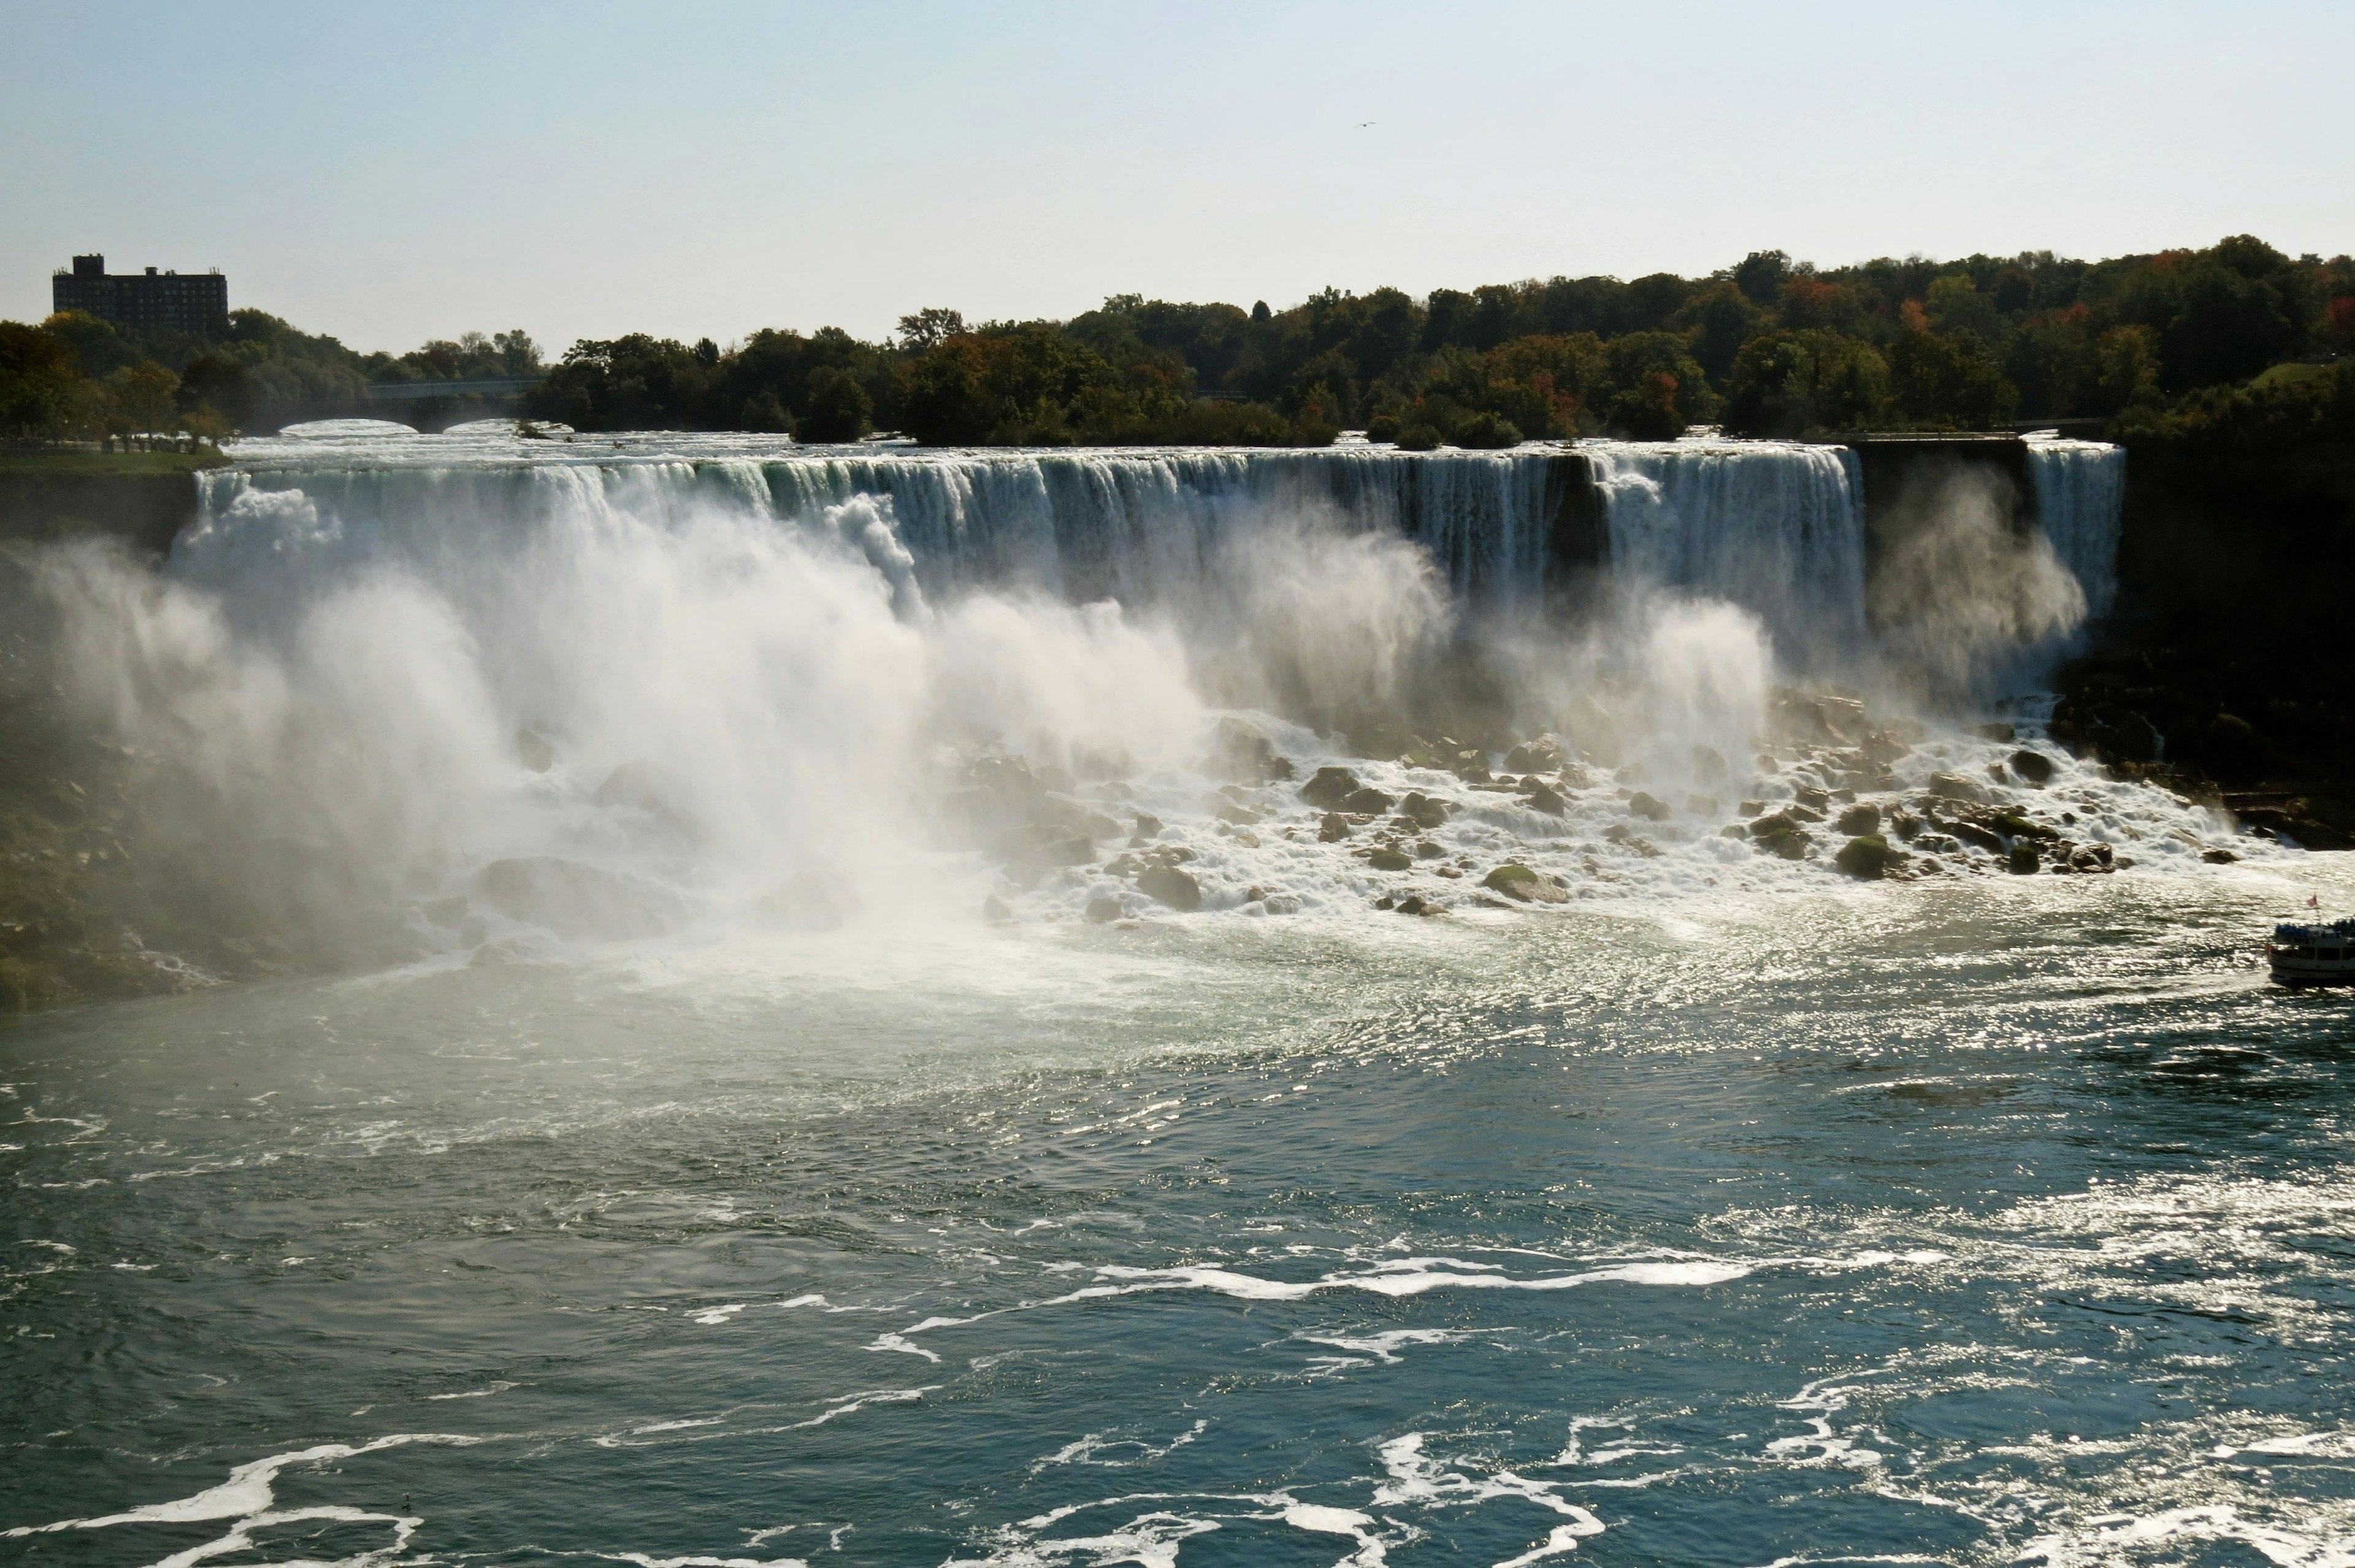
2311,895,2323,909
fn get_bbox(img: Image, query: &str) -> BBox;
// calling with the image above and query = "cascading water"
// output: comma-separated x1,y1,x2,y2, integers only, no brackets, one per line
1583,438,1871,662
2026,435,2128,620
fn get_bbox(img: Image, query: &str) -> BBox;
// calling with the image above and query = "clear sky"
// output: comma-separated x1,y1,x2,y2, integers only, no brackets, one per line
4,0,2349,356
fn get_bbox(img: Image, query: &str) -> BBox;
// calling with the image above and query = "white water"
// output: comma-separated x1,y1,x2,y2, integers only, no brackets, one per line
2026,437,2129,621
26,426,2186,964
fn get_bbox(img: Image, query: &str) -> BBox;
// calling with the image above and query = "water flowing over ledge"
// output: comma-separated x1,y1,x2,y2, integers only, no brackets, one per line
195,432,2126,665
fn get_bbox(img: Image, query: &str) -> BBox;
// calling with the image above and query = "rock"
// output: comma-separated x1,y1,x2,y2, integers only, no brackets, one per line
1977,722,2016,742
420,896,471,928
1947,819,2005,854
1263,893,1301,914
1393,893,1441,916
983,893,1014,922
1367,846,1414,871
469,938,541,967
515,727,556,773
1929,772,1986,804
1071,740,1136,780
592,760,702,839
1085,895,1123,923
2009,749,2054,786
1206,717,1293,782
1888,810,1920,840
1342,786,1397,815
2069,843,2115,874
1683,794,1718,816
1482,863,1569,904
1136,863,1202,911
1414,838,1446,859
1397,790,1453,829
1721,822,1748,839
1503,736,1566,774
1835,834,1904,879
1627,792,1671,822
1216,802,1263,826
477,857,691,941
1738,799,1765,817
2200,847,2238,865
1132,812,1162,839
1748,812,1811,860
1033,834,1095,867
1319,811,1352,843
1990,813,2057,841
752,868,859,930
1300,765,1360,810
2007,843,2042,874
1793,785,1831,811
1525,782,1567,817
1836,803,1882,836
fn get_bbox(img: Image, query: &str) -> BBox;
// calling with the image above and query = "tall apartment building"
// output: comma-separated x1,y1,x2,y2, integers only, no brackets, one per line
52,254,228,335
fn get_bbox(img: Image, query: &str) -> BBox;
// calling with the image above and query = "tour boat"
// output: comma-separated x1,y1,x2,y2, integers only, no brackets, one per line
2269,918,2355,987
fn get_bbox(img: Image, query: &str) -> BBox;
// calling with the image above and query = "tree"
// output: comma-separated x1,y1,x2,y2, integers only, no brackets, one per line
0,321,83,436
1673,280,1768,384
1732,250,1791,306
1722,331,1889,436
107,361,182,440
1603,332,1715,437
896,308,967,351
799,367,873,443
179,353,255,429
1887,329,2016,429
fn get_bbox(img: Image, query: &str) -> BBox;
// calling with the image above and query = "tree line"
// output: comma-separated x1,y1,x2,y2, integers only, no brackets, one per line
0,310,540,445
4,235,2350,446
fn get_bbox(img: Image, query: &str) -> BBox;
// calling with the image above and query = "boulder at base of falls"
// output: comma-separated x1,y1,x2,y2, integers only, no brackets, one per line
1301,766,1360,811
477,857,690,941
1136,863,1202,912
1929,772,1986,804
1748,813,1812,860
982,893,1014,922
2009,749,2055,786
1482,863,1569,904
1397,791,1452,830
1367,847,1414,871
1628,792,1671,822
1319,811,1352,842
1204,717,1293,782
1836,802,1882,836
1393,893,1442,916
1085,895,1122,923
752,868,859,930
1945,818,2005,854
1342,786,1396,814
1525,782,1567,817
1503,736,1566,773
515,727,556,773
592,760,703,841
2201,847,2238,865
2007,843,2042,874
1835,835,1905,879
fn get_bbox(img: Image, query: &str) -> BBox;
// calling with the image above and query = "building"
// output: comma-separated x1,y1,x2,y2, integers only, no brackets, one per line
51,254,228,336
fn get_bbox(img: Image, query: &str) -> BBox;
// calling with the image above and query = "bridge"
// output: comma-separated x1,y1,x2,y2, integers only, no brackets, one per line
364,378,541,402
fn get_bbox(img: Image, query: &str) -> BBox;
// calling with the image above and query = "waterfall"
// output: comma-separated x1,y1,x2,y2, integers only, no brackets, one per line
1583,439,1869,662
2026,438,2127,620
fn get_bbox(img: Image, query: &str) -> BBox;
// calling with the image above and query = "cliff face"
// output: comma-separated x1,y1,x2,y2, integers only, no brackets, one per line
0,471,201,558
2054,378,2355,844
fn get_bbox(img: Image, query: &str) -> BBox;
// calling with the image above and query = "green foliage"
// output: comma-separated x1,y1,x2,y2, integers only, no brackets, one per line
1722,330,1890,436
1603,333,1715,438
0,322,83,436
1886,327,2017,429
799,367,873,443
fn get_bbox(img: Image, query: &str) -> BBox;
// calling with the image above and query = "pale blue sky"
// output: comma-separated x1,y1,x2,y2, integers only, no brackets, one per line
6,1,2349,355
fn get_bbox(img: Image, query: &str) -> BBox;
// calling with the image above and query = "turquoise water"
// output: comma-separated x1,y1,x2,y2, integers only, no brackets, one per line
7,866,2354,1567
